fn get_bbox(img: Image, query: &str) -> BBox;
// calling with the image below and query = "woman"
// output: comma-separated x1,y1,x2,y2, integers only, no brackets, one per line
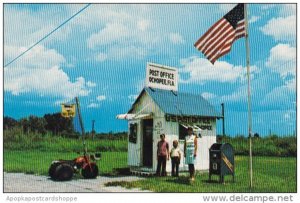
184,127,197,181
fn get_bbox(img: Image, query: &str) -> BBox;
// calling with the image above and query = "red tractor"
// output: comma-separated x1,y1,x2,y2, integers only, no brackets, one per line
49,152,101,181
49,97,101,181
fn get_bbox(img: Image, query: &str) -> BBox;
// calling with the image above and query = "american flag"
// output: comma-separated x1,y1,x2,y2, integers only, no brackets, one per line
194,4,246,64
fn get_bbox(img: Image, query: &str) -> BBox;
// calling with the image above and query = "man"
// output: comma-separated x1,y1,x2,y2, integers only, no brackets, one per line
156,134,169,176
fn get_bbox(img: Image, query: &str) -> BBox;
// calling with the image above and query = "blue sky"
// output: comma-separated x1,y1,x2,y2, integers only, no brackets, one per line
4,3,296,136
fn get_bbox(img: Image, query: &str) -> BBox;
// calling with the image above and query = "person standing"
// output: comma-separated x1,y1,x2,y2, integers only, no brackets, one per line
170,140,181,177
184,127,198,181
156,134,169,176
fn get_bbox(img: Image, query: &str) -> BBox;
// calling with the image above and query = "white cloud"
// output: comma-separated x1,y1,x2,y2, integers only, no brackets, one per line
4,5,72,47
169,33,184,44
278,4,296,17
4,45,66,68
285,78,296,91
179,56,259,84
88,23,131,49
87,103,100,108
261,4,296,17
201,92,217,100
218,4,236,13
4,45,91,99
128,94,139,104
85,4,186,61
95,53,108,62
86,81,96,87
249,16,260,24
261,84,296,108
107,45,147,60
266,43,296,78
260,15,296,42
87,95,106,108
137,19,150,31
96,95,106,101
5,65,90,98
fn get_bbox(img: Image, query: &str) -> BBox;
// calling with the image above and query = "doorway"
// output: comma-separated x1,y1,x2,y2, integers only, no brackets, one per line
142,119,153,167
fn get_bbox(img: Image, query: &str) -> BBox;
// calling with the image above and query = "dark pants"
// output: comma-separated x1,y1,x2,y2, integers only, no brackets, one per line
156,155,167,176
171,157,180,176
188,164,195,178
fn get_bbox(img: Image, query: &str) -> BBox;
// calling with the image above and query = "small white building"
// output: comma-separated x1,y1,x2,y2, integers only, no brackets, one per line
118,87,222,173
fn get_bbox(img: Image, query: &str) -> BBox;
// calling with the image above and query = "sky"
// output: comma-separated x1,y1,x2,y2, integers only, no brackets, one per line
3,3,296,136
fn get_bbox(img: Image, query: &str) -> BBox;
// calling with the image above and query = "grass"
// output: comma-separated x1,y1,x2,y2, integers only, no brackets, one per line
3,127,127,152
222,136,296,157
4,150,127,176
4,134,127,152
5,150,296,192
105,156,296,193
3,129,297,192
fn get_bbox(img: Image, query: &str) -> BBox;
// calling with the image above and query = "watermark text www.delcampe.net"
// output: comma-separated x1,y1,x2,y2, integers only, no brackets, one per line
203,194,294,203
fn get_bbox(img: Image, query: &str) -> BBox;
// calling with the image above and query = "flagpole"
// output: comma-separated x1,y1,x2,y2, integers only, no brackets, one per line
244,4,253,188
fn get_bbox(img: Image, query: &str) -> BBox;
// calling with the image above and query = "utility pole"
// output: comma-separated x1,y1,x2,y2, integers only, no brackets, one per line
221,103,225,137
92,120,95,140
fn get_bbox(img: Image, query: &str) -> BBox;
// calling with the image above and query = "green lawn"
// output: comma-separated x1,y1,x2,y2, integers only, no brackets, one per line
105,156,296,193
4,150,296,192
4,130,296,192
4,150,127,176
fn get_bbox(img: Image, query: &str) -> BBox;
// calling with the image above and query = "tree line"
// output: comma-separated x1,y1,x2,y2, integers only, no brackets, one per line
4,114,127,139
4,113,75,137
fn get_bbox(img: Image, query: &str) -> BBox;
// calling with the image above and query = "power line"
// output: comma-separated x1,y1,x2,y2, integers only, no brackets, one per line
4,3,92,67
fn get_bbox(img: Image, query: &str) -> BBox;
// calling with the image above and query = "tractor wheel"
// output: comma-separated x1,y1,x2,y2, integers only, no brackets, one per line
53,163,74,181
81,163,99,179
48,162,61,179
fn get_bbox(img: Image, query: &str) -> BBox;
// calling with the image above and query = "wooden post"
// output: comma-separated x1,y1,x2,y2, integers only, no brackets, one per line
75,97,87,155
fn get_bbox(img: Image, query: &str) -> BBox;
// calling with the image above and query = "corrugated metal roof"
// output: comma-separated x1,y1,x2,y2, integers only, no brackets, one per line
129,87,222,118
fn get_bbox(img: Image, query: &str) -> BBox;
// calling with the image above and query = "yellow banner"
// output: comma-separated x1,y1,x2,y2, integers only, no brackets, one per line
61,104,76,118
221,153,234,172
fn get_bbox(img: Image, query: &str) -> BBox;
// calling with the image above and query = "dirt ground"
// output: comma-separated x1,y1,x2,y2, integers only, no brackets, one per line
4,172,151,193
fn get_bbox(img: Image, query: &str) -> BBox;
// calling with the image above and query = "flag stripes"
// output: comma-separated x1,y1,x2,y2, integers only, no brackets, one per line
194,4,245,64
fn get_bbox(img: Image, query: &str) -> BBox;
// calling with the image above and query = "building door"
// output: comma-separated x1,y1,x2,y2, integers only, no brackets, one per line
142,119,153,167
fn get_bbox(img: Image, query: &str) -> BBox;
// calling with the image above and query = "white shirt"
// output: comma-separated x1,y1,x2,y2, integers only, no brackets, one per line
170,147,181,157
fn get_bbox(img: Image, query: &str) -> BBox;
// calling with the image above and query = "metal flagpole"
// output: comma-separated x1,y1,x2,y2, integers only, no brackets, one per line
244,4,253,188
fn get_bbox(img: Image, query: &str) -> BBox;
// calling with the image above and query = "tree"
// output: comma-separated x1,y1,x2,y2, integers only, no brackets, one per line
254,133,260,138
44,113,74,136
28,115,46,134
3,116,18,130
19,118,30,134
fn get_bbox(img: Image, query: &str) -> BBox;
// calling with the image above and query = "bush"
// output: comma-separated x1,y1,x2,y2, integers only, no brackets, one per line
222,135,296,157
4,128,127,152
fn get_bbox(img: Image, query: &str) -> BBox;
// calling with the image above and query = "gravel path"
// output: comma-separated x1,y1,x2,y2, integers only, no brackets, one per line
4,172,151,193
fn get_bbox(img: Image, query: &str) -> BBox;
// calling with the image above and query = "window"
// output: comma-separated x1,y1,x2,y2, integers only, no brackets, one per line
129,123,137,143
179,123,188,140
179,123,202,140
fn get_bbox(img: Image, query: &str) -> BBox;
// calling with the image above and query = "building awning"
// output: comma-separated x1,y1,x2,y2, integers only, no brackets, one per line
180,123,203,133
116,113,151,120
180,123,203,138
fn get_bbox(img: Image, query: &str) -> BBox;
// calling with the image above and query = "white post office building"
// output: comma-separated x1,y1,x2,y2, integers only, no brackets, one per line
117,63,222,173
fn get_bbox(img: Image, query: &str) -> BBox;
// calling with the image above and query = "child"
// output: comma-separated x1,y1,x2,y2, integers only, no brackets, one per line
170,140,181,177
